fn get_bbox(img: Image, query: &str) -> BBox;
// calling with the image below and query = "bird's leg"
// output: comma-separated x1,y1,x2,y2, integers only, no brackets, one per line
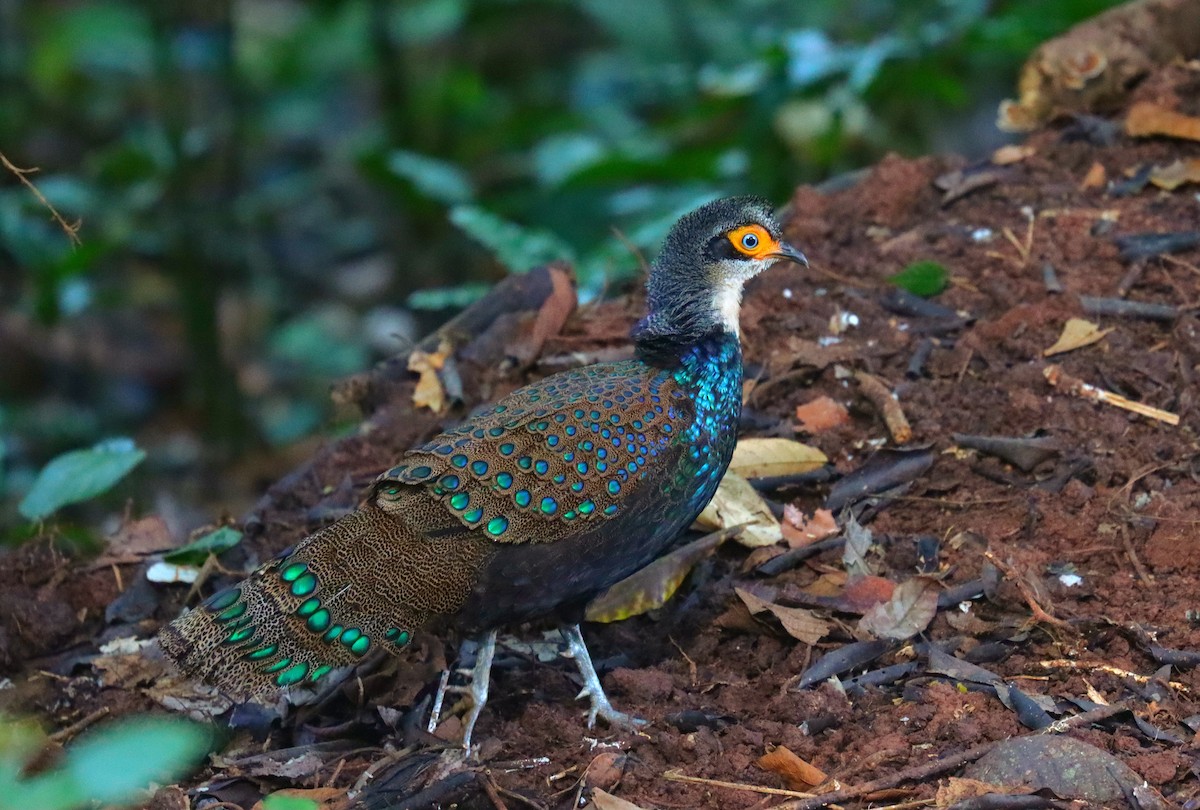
562,624,648,731
455,629,497,752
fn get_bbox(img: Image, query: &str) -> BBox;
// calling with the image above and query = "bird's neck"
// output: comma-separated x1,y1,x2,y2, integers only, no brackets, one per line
635,329,743,404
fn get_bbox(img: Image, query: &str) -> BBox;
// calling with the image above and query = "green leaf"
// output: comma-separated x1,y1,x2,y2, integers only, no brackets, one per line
449,206,575,273
0,716,209,810
386,150,473,205
887,260,948,297
263,795,321,810
62,717,208,807
164,527,243,567
18,438,146,521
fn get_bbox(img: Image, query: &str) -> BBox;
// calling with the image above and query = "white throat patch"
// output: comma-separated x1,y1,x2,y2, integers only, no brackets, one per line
712,279,744,336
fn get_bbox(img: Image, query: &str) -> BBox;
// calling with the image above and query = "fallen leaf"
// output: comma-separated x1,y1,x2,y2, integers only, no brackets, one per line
694,473,781,547
736,588,830,645
408,340,451,413
781,505,838,548
1079,161,1106,190
965,736,1170,809
837,575,897,614
1043,318,1113,357
758,745,827,790
1126,101,1200,141
586,527,738,622
858,577,938,640
936,777,1024,805
728,438,827,479
1148,158,1200,190
991,144,1035,165
794,396,850,434
91,515,174,568
583,753,627,793
509,264,577,365
591,788,648,810
841,512,873,577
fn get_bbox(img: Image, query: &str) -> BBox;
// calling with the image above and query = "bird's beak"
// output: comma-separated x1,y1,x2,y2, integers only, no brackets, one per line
770,241,808,267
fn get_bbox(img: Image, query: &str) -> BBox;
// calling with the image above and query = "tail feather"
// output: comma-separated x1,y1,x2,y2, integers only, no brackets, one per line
158,508,423,697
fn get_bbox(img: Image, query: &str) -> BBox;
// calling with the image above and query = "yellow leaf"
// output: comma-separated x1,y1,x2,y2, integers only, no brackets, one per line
728,438,827,479
694,473,780,547
408,341,451,413
1043,318,1113,357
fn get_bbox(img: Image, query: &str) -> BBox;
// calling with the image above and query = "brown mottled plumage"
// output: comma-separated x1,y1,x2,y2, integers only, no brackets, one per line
159,196,807,742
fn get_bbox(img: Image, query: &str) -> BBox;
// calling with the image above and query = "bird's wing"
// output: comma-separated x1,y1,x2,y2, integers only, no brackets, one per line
373,359,692,544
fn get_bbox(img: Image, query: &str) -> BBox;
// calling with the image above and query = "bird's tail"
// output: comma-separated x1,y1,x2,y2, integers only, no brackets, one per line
158,509,413,697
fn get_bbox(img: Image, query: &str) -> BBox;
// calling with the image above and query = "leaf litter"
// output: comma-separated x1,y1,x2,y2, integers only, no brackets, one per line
6,45,1200,810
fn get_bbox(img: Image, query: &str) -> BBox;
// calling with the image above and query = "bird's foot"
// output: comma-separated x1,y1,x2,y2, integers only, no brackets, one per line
441,629,497,753
562,624,649,732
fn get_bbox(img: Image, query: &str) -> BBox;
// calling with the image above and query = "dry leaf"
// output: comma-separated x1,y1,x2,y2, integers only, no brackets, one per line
794,396,850,434
936,777,1019,805
728,438,827,479
694,473,781,547
1043,318,1113,357
591,788,649,810
408,340,451,413
758,745,827,790
510,264,577,365
991,144,1035,165
1148,158,1200,190
91,514,174,568
781,505,838,548
858,577,938,640
583,752,628,792
1079,161,1106,190
1126,101,1200,141
586,528,736,622
735,588,830,645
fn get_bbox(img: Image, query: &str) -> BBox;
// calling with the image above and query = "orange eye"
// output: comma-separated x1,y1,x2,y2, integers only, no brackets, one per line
728,225,776,258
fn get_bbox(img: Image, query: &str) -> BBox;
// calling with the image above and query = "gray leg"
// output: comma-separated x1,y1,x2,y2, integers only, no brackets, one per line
458,629,497,751
562,624,648,730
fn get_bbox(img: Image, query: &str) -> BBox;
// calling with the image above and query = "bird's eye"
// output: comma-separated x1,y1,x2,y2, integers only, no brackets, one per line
728,224,773,257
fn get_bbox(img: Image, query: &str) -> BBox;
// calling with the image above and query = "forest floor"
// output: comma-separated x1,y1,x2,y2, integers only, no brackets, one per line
3,61,1200,810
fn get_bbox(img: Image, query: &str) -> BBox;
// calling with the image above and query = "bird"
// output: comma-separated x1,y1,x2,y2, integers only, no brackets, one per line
159,196,807,747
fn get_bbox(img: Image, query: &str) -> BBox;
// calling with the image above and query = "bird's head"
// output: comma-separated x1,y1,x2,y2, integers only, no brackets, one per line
635,196,807,346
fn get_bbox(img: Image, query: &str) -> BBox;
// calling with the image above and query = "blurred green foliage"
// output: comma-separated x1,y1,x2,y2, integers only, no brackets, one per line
0,715,210,810
0,0,1123,526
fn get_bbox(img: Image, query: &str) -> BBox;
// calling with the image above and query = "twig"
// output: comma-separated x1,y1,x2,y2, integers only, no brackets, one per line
1119,524,1154,588
1035,661,1190,692
1043,364,1180,426
982,550,1070,628
48,707,110,743
853,371,912,444
662,769,820,800
771,744,990,809
478,773,511,810
1078,295,1177,321
0,151,82,246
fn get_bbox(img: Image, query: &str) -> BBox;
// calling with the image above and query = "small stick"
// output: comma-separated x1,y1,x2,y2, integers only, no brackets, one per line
662,769,820,800
772,744,989,810
982,550,1070,628
853,371,912,444
1115,264,1144,297
1079,295,1177,321
1035,660,1190,692
1119,524,1153,588
48,707,111,744
1043,364,1180,426
0,152,82,246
